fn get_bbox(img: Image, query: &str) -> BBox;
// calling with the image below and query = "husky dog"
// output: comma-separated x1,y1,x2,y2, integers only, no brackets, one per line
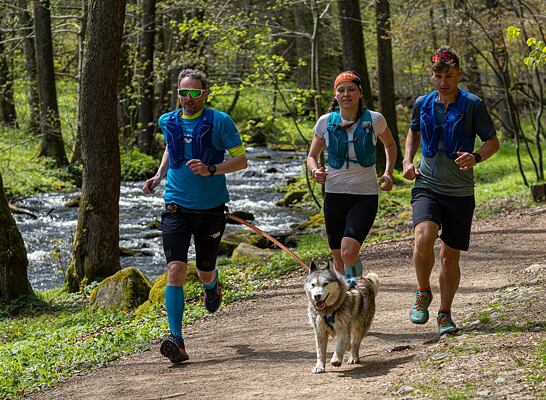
304,261,379,374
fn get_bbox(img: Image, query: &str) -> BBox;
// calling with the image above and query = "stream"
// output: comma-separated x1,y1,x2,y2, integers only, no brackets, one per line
13,148,312,290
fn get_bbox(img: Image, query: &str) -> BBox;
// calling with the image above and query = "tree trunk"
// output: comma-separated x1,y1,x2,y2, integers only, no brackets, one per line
71,0,88,164
336,0,373,109
137,0,156,155
18,0,40,134
0,172,33,300
66,0,126,292
0,30,17,126
310,0,323,118
293,2,312,88
33,0,68,166
375,0,401,171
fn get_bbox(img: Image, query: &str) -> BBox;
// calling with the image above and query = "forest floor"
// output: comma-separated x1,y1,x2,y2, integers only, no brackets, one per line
26,205,546,400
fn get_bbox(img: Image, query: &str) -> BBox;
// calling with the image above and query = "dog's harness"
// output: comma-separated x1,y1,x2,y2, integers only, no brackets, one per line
323,311,338,329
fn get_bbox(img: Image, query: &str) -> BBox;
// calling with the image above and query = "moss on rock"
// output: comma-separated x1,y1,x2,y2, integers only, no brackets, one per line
276,190,306,207
295,212,324,231
89,267,151,311
134,261,200,319
219,229,268,256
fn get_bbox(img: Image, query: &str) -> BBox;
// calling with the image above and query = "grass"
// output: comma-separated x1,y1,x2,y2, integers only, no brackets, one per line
2,78,544,397
0,233,330,399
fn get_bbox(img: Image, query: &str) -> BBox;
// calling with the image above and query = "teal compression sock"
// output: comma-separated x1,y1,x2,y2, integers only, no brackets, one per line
203,269,218,290
164,286,185,338
344,258,363,279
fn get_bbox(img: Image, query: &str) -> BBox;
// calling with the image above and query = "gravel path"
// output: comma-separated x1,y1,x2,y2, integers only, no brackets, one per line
28,206,546,399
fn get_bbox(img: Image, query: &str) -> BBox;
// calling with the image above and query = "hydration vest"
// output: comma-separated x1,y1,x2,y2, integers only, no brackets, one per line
159,108,224,169
420,89,474,160
326,109,376,169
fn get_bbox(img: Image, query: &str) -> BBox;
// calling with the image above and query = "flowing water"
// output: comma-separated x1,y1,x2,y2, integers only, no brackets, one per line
14,148,312,290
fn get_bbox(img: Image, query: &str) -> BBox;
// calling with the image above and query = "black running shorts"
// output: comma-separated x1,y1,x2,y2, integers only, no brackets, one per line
160,204,226,271
411,187,475,251
323,192,379,250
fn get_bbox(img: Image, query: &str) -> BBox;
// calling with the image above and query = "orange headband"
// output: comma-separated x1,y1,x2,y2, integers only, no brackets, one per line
334,71,361,90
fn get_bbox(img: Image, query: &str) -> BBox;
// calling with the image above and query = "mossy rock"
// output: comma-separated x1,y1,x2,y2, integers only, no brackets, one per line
89,267,151,311
134,262,199,319
296,212,324,231
64,195,80,208
231,243,276,261
219,229,268,256
147,219,160,229
276,190,306,207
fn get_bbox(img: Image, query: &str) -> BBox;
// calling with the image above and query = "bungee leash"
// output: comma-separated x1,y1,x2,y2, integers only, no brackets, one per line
226,213,309,271
164,204,309,271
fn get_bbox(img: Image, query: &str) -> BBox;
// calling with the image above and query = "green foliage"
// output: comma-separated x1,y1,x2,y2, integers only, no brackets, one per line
0,233,325,398
507,26,546,68
0,125,77,200
120,148,159,181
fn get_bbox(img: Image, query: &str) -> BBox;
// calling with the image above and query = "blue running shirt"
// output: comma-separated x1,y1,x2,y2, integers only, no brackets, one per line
159,108,243,209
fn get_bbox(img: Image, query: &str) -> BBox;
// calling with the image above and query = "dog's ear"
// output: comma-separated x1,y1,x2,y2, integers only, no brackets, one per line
309,260,318,272
327,258,336,272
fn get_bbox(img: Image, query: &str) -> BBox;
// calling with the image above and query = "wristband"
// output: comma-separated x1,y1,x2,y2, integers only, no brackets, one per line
472,153,482,163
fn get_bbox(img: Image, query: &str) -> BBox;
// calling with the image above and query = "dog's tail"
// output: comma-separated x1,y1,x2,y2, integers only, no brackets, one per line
363,272,379,296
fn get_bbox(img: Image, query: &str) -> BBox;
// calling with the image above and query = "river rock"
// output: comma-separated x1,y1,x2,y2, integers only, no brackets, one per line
147,219,160,229
295,212,324,231
89,267,151,311
219,229,268,256
64,195,80,208
228,210,255,222
276,190,306,207
231,243,276,260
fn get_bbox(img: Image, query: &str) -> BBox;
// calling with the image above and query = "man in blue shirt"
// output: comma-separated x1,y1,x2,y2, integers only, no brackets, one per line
143,69,247,363
402,47,499,336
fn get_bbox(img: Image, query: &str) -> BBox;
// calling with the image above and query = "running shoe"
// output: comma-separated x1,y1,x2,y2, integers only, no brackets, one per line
160,334,189,363
437,312,458,336
204,281,222,313
409,290,433,324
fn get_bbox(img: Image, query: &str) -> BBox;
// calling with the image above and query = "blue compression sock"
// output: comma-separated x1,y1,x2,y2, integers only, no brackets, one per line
344,258,363,279
164,286,185,338
203,269,218,290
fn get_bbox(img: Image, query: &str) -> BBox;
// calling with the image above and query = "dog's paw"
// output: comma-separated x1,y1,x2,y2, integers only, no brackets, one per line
347,355,360,364
330,358,342,367
312,365,325,374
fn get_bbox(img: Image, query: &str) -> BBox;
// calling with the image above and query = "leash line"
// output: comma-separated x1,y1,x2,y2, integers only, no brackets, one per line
226,214,309,271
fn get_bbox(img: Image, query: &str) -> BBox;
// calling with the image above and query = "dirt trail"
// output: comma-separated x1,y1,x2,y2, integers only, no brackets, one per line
29,207,546,400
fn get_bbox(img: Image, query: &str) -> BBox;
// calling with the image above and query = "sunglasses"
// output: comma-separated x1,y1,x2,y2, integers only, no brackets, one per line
177,88,206,98
431,51,459,65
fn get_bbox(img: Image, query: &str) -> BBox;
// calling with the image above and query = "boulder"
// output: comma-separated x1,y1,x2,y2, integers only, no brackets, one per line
276,190,306,207
219,229,268,256
134,261,199,319
147,219,160,229
89,267,151,311
295,212,324,231
231,243,276,261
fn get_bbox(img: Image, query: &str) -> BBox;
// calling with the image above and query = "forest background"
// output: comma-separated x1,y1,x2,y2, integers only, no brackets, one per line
0,0,544,398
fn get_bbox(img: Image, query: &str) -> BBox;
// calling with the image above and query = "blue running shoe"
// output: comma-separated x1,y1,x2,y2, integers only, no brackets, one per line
409,290,432,324
160,334,189,363
437,312,458,336
204,281,222,313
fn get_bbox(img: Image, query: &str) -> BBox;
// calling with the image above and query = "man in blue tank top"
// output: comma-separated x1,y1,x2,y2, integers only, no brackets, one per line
402,47,499,336
143,69,247,363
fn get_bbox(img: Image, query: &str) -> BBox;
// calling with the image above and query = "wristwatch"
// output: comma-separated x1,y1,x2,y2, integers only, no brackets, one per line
207,165,217,176
472,153,482,163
